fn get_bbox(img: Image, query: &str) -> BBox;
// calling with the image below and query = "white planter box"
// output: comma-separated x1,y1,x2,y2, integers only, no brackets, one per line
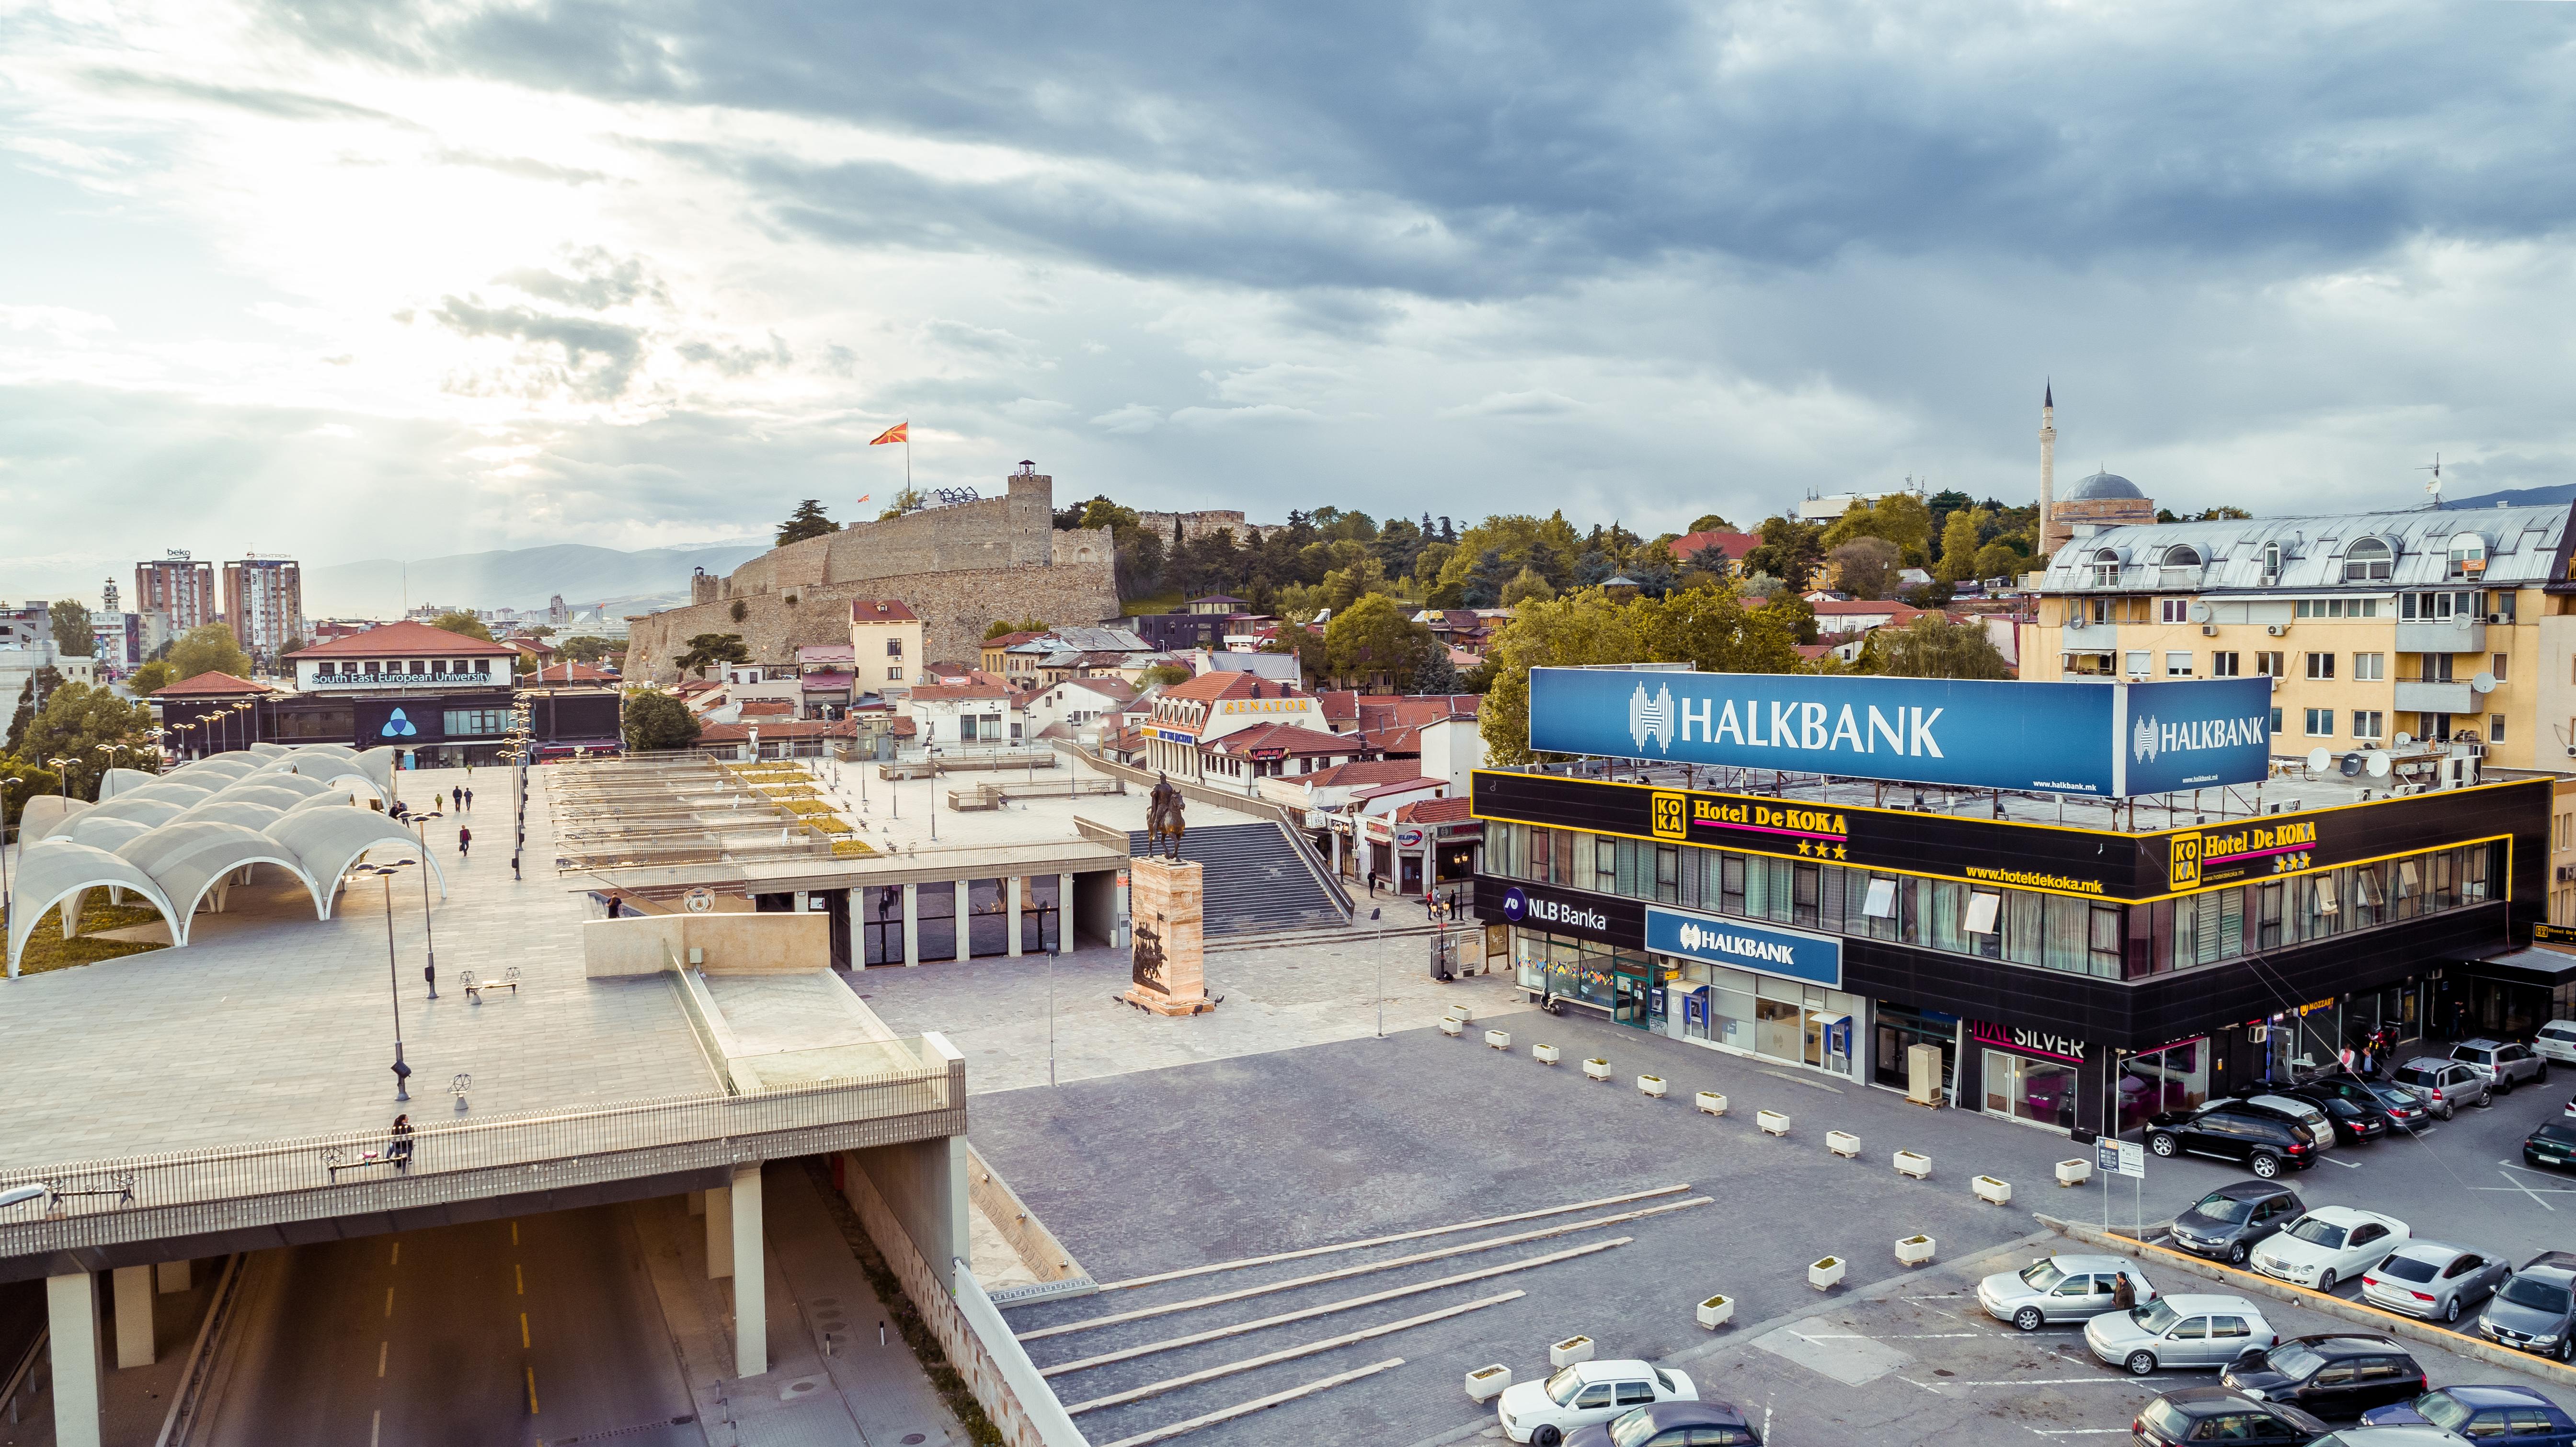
1445,1004,1473,1025
1892,1150,1932,1180
2055,1158,2092,1187
1826,1130,1861,1158
1534,1043,1561,1065
1809,1256,1845,1291
1583,1058,1613,1082
1895,1234,1935,1267
1637,1075,1668,1098
1438,1017,1464,1037
1973,1175,2013,1206
1465,1364,1511,1403
1695,1294,1734,1329
1757,1109,1791,1137
1695,1091,1728,1116
1485,1029,1511,1050
1549,1335,1594,1368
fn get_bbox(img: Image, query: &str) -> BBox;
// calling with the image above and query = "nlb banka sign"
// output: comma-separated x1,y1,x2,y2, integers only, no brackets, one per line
1645,905,1841,989
1529,669,2269,798
1501,886,1608,934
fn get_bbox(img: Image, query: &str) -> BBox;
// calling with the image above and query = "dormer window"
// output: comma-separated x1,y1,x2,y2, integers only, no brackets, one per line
2262,542,2281,580
2446,533,2487,580
2342,536,2393,582
2159,545,2202,569
2088,549,2120,588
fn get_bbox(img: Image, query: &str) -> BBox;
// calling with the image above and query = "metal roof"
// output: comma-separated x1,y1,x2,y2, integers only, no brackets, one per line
2038,502,2572,592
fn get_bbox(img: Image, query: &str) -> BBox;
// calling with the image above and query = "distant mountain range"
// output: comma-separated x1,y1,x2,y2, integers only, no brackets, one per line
2443,484,2576,510
303,540,768,620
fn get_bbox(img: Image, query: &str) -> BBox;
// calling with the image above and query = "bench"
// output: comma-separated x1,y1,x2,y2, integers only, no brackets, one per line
461,968,522,1003
324,1148,410,1180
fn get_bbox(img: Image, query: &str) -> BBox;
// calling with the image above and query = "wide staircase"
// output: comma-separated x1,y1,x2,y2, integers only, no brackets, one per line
1126,821,1349,936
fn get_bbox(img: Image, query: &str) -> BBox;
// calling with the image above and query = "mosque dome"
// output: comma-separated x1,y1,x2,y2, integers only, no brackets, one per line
2067,470,2144,501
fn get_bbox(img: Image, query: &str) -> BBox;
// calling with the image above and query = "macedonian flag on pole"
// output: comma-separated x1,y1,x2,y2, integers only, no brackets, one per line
869,419,910,493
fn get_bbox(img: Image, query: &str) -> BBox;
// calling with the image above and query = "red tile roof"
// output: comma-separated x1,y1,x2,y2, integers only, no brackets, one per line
850,599,920,623
1292,759,1422,789
739,699,797,716
527,662,617,683
151,670,274,697
1159,670,1296,704
982,630,1049,649
699,718,853,741
1393,797,1475,825
1204,723,1351,756
1352,778,1446,801
1670,528,1764,564
286,620,518,658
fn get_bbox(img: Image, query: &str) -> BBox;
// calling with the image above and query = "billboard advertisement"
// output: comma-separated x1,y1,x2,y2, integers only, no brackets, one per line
1525,669,2270,798
1644,905,1841,989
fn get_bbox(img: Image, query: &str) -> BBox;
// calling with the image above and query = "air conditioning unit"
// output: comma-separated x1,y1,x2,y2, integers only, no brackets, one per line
2266,624,2288,637
2559,865,2576,885
2269,676,2282,692
2201,624,2218,637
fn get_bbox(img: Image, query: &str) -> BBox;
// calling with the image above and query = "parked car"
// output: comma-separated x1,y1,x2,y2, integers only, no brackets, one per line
1979,1253,2159,1332
2132,1386,2331,1447
2536,1020,2576,1067
2477,1252,2576,1363
2169,1182,2308,1267
2453,1038,2548,1094
2308,1429,2505,1446
2524,1122,2576,1173
2562,1092,2576,1120
2254,1207,2410,1293
2086,1293,2279,1376
2361,1385,2576,1446
1567,1401,1763,1447
2220,1335,2428,1418
2147,1101,2326,1178
2298,1092,2393,1146
2391,1058,2491,1118
2364,1083,2434,1134
1498,1361,1697,1446
2358,1242,2508,1323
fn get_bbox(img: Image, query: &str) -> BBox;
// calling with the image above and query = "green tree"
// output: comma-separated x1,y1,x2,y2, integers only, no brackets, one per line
1497,566,1554,608
1860,615,2016,679
1137,662,1192,689
985,616,1052,640
518,624,558,639
1971,539,2030,581
1322,593,1438,689
674,633,752,677
278,634,308,657
47,600,96,660
127,660,173,695
1261,619,1327,685
165,624,252,682
1322,556,1388,613
1412,644,1462,695
0,756,64,827
559,635,616,663
1479,593,1647,764
776,499,839,546
428,611,495,643
622,690,703,752
18,683,157,798
1685,513,1734,534
1820,493,1935,565
878,486,926,521
1934,506,1991,582
1629,581,1803,676
1825,537,1902,599
1740,516,1826,589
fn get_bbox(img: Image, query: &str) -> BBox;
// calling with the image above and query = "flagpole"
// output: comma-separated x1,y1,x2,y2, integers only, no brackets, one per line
904,418,912,497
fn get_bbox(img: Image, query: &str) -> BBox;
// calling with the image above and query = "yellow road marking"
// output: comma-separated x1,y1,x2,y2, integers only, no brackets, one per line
515,1263,524,1296
370,1409,380,1447
377,1340,388,1377
511,1220,520,1246
520,1312,530,1348
526,1363,540,1414
390,1242,400,1265
383,1287,394,1318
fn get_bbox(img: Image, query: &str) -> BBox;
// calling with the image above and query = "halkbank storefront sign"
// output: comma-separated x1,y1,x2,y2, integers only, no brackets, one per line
1527,669,2271,798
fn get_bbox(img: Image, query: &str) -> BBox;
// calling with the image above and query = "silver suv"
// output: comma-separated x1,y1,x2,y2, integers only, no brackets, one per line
2454,1038,2549,1094
2392,1057,2491,1119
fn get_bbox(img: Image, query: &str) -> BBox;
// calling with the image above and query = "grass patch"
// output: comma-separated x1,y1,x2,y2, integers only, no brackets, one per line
800,1158,1007,1447
13,901,170,975
1117,591,1184,616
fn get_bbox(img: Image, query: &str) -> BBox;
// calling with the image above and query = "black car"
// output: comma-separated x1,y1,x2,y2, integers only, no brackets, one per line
1567,1401,1762,1447
2365,1082,2435,1133
2147,1102,2323,1178
2133,1386,2331,1446
2237,1081,2393,1145
2218,1335,2427,1419
2525,1121,2576,1174
2167,1181,2308,1266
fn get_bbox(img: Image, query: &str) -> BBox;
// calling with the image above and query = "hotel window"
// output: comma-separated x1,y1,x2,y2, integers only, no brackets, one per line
2255,651,2284,676
2353,652,2385,681
2493,653,2509,682
2352,710,2384,740
2124,651,2151,675
2304,652,2335,680
2164,652,2194,677
2304,707,2334,736
2492,714,2507,742
2211,652,2241,676
2160,599,2188,624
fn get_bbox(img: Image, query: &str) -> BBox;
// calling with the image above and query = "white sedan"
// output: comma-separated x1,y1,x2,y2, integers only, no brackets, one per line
1496,1360,1697,1446
2251,1206,2410,1293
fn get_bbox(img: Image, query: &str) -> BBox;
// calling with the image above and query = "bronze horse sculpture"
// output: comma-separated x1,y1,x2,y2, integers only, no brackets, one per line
1145,772,1186,859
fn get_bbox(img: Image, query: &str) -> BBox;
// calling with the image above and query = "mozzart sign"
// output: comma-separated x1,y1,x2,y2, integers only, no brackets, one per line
1527,669,2271,798
1645,905,1841,989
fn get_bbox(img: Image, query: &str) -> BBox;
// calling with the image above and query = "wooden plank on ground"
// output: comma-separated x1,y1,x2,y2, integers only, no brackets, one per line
1089,1357,1406,1447
1064,1290,1523,1414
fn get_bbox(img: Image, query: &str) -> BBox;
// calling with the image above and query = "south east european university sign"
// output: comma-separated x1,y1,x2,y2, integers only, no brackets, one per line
1526,669,2271,798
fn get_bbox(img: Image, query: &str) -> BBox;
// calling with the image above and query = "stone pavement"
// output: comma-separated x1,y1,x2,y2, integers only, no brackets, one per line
0,763,716,1165
795,752,1271,860
843,916,1521,1097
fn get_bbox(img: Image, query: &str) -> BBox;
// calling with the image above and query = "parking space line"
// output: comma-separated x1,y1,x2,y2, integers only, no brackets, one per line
2500,1170,2560,1211
1794,1331,1989,1341
2321,1156,2363,1169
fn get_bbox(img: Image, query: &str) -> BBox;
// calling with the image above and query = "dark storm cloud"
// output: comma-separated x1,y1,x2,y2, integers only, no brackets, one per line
261,0,2576,298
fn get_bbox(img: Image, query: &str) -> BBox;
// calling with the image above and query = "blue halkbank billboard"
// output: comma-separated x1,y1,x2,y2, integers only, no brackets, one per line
1526,669,2271,798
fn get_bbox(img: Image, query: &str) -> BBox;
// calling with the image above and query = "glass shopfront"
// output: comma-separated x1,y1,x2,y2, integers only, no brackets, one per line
1516,930,1660,1024
2116,1037,2209,1138
1984,1050,2080,1131
1670,958,1859,1078
1873,1001,1959,1098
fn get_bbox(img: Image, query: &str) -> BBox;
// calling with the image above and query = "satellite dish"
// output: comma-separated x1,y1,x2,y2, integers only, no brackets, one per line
2393,731,2414,748
2340,752,2364,777
2366,750,2391,778
2306,747,2332,773
2472,672,2498,695
2187,601,2213,624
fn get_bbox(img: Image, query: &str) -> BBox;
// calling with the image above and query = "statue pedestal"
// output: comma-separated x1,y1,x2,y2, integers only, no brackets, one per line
1122,855,1214,1016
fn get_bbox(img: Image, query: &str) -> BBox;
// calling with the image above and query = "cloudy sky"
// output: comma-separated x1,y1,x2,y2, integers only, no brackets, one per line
4,0,2573,604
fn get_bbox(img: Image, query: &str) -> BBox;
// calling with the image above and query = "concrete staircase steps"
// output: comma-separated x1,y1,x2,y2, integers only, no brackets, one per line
1125,822,1347,936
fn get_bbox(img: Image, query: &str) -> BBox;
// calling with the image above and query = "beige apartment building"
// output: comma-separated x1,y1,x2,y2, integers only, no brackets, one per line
2024,504,2576,779
847,598,925,698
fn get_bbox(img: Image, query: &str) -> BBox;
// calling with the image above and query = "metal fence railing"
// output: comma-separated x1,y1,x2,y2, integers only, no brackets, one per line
0,1052,958,1257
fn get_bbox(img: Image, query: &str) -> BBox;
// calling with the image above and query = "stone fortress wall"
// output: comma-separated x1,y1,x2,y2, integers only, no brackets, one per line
627,470,1120,684
1135,509,1255,543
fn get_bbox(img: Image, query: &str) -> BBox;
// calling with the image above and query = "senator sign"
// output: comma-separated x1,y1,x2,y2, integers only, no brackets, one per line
1644,905,1841,989
1526,669,2271,798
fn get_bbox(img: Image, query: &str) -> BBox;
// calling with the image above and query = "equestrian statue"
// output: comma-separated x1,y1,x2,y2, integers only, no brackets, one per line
1145,772,1187,859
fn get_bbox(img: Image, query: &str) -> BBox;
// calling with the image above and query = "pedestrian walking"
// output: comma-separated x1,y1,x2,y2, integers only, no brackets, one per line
451,786,462,811
2112,1273,2136,1311
463,786,474,811
388,1114,413,1165
458,825,472,856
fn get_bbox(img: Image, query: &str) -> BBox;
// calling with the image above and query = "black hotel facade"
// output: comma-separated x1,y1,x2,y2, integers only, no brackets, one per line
1470,767,2548,1140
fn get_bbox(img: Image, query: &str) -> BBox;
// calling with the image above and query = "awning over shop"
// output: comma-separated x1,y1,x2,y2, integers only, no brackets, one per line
2456,946,2576,987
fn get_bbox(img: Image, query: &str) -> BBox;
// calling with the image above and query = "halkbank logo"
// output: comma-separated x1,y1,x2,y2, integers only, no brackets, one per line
2133,711,2268,764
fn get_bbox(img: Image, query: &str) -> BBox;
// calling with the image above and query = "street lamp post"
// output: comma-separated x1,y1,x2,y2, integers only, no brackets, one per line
1371,906,1384,1038
1047,942,1059,1087
354,859,419,1100
408,809,442,996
